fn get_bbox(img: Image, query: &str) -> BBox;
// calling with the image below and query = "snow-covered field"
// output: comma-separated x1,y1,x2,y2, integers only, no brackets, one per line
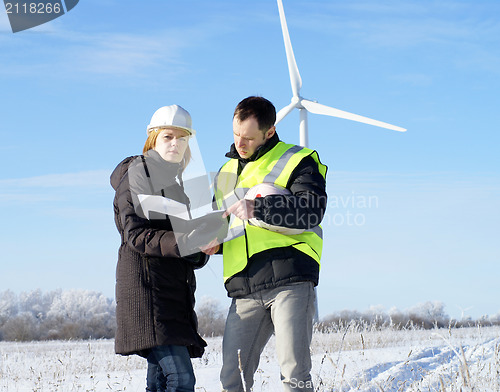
1,326,499,391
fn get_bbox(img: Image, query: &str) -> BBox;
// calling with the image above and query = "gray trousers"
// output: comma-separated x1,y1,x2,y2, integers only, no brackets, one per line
220,282,315,392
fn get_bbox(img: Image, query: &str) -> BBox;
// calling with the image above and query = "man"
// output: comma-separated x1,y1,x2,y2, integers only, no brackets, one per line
204,96,327,391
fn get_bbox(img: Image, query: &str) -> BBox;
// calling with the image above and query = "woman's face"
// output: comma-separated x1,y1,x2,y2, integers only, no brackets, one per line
153,128,190,163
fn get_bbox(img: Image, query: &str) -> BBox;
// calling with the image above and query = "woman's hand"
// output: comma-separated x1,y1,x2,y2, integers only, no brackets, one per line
200,239,220,255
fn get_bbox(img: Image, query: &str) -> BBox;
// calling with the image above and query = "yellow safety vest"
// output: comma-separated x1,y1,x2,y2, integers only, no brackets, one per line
215,142,327,282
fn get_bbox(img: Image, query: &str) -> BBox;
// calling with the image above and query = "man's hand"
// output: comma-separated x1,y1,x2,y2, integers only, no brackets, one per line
223,199,255,220
200,238,220,255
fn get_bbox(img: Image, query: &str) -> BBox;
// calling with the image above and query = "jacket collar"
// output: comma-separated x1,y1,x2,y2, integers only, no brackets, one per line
142,149,185,188
225,132,280,164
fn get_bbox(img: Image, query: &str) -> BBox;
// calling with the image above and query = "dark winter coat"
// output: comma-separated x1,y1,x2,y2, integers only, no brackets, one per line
222,133,328,297
110,151,207,358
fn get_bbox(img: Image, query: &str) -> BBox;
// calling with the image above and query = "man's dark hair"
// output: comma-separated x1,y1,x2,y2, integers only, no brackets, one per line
233,96,276,132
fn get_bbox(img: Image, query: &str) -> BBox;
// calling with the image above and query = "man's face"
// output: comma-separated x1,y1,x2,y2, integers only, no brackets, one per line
232,116,274,159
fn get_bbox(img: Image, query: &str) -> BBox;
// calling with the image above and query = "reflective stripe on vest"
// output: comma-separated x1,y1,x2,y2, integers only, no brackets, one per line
215,142,327,282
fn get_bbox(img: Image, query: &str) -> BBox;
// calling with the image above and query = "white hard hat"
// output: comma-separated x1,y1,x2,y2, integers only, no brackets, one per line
147,105,196,136
244,183,304,235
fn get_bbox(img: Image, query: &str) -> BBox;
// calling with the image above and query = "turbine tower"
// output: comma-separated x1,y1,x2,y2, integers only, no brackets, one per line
275,0,406,148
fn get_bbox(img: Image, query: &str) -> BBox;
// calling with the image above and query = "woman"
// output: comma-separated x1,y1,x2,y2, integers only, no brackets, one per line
110,105,208,391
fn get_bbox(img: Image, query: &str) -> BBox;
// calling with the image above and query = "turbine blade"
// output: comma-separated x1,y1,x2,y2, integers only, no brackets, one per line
275,102,297,124
301,100,407,132
277,0,302,97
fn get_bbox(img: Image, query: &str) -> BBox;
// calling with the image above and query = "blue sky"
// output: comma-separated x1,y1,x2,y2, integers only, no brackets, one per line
1,0,499,320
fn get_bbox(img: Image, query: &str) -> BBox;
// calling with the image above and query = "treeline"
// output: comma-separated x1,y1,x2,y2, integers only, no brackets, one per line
2,291,499,342
0,289,116,341
0,289,227,342
316,301,500,332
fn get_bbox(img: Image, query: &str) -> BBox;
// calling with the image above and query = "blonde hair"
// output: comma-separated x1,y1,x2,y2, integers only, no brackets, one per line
143,128,192,173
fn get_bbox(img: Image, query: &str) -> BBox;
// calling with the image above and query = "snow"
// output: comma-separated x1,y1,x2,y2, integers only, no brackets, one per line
1,326,499,391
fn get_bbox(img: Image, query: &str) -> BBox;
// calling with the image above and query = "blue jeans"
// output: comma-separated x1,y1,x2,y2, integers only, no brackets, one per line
146,345,195,392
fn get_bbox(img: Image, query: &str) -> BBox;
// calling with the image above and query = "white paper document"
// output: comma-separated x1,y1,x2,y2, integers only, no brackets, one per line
137,194,190,219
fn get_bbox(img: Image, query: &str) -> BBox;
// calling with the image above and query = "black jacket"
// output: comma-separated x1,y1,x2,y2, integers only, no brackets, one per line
223,133,328,297
110,152,207,358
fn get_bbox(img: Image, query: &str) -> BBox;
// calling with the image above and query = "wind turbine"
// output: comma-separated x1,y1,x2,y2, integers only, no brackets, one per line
275,0,406,148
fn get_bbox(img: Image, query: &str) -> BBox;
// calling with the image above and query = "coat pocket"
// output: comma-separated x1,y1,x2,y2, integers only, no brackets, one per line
141,256,152,287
